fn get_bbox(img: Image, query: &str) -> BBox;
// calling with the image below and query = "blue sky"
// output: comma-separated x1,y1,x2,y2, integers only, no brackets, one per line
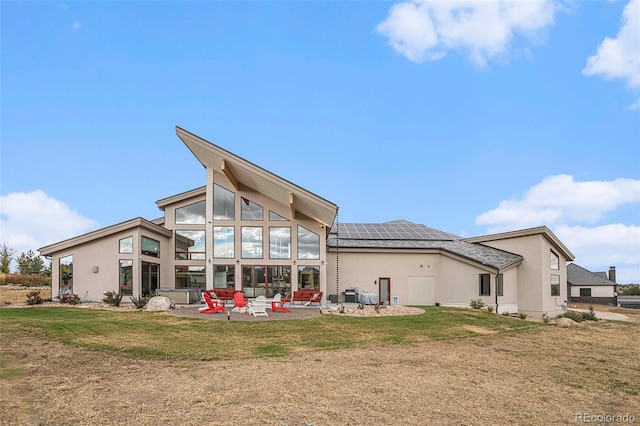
1,1,639,283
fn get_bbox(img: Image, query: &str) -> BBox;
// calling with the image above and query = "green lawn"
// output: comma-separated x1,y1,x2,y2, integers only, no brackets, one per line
0,307,542,360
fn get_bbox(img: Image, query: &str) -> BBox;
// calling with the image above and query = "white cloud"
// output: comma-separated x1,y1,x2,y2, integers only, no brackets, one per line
475,175,640,283
583,0,640,88
72,20,81,31
0,190,98,264
476,175,640,229
376,0,557,67
555,224,640,284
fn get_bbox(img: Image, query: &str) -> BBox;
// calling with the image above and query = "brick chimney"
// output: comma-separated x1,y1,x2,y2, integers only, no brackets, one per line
609,266,616,283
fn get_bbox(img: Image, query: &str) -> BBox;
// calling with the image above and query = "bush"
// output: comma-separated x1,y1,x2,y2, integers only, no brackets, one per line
470,298,485,309
542,313,550,324
130,295,149,309
2,273,51,287
518,312,528,320
26,290,43,305
487,306,494,313
102,291,123,307
581,307,598,321
59,293,80,305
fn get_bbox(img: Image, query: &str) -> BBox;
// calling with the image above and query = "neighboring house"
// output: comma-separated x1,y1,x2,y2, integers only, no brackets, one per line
39,127,575,317
567,263,617,306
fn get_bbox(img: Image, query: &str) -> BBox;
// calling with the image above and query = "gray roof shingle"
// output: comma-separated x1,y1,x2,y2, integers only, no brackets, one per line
568,263,616,286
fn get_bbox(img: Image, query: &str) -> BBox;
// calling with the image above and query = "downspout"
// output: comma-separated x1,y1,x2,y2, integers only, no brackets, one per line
495,268,500,315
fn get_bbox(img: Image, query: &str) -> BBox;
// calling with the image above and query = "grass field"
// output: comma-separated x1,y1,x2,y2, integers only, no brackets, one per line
1,305,638,425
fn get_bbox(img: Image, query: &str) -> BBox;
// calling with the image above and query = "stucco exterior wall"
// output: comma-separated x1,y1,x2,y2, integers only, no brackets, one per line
474,234,568,317
47,228,171,301
326,251,440,305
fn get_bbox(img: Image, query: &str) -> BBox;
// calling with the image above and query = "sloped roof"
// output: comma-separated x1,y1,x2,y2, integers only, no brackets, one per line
39,217,173,256
568,263,616,286
328,220,522,270
175,126,337,228
463,226,575,261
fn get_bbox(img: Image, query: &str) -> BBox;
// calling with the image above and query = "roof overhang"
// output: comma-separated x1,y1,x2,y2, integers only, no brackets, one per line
464,226,575,261
176,126,338,228
39,217,172,257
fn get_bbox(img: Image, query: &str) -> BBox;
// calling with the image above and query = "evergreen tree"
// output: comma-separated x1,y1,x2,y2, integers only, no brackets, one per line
17,250,45,275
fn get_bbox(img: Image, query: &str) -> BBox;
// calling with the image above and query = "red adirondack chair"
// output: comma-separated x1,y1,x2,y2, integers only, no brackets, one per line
233,291,248,308
199,292,225,314
271,293,291,313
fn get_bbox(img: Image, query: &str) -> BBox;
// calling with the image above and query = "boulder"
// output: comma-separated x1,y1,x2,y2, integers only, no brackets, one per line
146,296,172,312
556,317,579,328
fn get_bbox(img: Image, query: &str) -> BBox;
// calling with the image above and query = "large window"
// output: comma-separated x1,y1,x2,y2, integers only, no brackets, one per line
241,197,263,221
270,227,291,259
214,227,234,258
119,260,133,295
297,226,320,260
242,265,266,297
141,236,160,258
479,274,490,296
214,265,235,289
119,236,133,254
551,274,560,296
496,273,504,297
213,184,235,220
550,250,559,270
269,211,287,221
175,200,206,224
298,265,320,290
242,227,263,259
268,266,291,297
175,230,205,260
175,266,206,289
59,255,73,294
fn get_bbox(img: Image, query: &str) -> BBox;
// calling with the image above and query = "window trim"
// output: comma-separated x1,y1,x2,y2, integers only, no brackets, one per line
479,273,490,296
551,274,560,296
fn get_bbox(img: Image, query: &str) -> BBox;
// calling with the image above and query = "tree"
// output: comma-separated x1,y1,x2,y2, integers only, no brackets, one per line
0,243,15,274
17,249,45,275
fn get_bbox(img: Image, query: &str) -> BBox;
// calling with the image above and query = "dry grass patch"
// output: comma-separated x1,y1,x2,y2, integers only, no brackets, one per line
1,306,638,425
0,285,52,305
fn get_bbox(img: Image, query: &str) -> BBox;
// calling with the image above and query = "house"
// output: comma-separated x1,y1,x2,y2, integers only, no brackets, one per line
39,127,575,317
567,263,617,306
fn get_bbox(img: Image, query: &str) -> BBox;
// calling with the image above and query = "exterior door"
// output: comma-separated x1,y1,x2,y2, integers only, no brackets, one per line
379,277,390,304
141,261,159,296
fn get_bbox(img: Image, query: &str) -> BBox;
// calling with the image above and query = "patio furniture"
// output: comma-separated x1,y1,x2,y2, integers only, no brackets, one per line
199,293,225,314
248,295,269,317
292,290,323,305
271,293,291,313
233,291,248,308
207,288,236,301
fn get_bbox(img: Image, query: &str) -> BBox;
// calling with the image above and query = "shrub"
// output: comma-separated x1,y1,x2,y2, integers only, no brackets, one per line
470,298,485,310
562,310,585,322
59,293,80,305
26,290,43,305
581,307,598,321
2,273,51,287
542,313,550,324
502,311,510,316
102,291,123,307
487,306,494,313
518,312,528,320
130,295,149,309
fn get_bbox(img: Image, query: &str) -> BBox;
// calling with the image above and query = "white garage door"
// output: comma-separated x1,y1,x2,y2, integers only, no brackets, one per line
407,276,435,306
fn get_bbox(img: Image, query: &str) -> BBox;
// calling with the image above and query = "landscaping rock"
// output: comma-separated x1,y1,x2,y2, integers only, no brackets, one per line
556,317,579,328
146,296,172,312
